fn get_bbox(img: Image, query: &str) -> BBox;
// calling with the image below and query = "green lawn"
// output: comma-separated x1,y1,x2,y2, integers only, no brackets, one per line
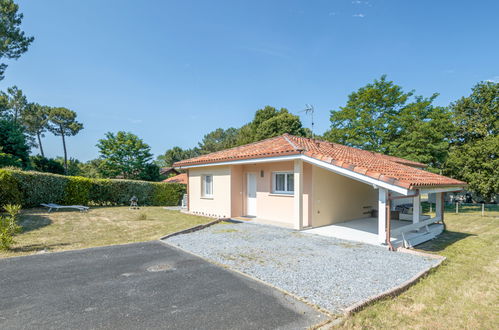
0,206,212,259
339,212,498,329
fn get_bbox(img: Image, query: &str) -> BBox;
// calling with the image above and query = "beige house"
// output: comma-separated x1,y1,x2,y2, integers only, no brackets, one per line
174,134,466,249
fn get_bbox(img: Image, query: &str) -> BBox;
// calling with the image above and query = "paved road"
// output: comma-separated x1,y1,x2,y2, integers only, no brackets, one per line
0,241,325,330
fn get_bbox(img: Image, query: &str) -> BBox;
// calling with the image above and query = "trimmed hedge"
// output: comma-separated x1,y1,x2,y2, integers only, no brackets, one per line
0,168,186,208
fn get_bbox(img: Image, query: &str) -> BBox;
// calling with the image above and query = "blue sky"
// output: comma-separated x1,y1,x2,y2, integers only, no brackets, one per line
3,0,498,161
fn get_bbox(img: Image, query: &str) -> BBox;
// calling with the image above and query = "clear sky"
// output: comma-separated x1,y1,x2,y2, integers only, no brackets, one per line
3,0,498,161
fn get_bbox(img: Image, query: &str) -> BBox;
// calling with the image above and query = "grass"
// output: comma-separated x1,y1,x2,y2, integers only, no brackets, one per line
0,206,212,258
338,212,498,329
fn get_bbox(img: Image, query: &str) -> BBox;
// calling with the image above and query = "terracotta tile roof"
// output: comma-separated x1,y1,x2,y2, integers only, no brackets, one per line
174,134,466,190
163,173,187,184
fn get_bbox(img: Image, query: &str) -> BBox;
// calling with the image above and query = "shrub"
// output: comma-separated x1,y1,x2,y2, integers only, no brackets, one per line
0,204,22,250
0,169,185,207
153,182,186,206
0,170,22,206
64,176,92,205
9,169,68,208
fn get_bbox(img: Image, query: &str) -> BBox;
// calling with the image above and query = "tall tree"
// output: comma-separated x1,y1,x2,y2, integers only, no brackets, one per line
446,81,499,201
451,81,498,145
21,103,48,157
236,106,309,145
5,85,27,123
0,119,29,167
0,0,34,80
324,75,454,170
96,131,153,179
324,75,411,153
47,107,83,171
198,127,239,154
156,146,199,167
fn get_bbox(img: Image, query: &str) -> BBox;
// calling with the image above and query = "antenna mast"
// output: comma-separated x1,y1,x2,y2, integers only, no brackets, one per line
300,104,315,138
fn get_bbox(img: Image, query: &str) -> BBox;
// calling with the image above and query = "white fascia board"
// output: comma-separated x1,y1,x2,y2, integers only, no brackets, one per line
419,186,465,194
177,154,302,169
301,155,411,195
180,153,417,195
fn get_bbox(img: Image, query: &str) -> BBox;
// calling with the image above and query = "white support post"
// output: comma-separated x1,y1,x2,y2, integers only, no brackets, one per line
378,188,387,243
413,194,421,224
293,159,303,230
436,192,443,221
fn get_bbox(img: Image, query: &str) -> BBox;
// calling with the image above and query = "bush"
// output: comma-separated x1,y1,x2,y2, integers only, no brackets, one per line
153,182,185,206
64,176,92,205
0,204,22,250
0,170,22,206
0,169,186,207
9,170,68,208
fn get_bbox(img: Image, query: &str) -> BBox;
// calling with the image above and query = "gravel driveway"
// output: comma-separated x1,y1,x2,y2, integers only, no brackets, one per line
166,221,441,313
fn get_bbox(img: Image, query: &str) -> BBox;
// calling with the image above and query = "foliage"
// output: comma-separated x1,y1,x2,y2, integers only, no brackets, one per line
63,176,92,205
21,103,49,156
153,182,186,205
0,119,29,167
30,155,65,174
0,203,21,250
255,111,308,140
324,75,455,170
446,133,499,202
445,81,499,201
47,107,83,171
0,169,21,205
77,159,104,178
238,106,309,144
5,85,27,123
0,0,34,80
137,163,162,181
451,81,498,145
96,131,153,179
198,127,239,154
156,146,199,167
0,168,185,207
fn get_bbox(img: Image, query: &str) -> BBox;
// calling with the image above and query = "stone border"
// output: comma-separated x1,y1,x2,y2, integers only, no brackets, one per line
343,253,445,316
159,218,227,240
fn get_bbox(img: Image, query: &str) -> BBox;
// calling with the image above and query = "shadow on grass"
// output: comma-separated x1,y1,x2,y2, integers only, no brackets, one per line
416,230,474,253
17,213,53,234
9,242,71,253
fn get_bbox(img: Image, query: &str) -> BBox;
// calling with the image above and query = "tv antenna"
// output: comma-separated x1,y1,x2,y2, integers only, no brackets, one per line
300,104,315,138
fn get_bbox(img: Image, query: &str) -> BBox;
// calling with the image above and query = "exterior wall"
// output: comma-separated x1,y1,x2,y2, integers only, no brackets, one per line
230,165,244,217
188,166,231,218
241,161,304,226
311,166,378,227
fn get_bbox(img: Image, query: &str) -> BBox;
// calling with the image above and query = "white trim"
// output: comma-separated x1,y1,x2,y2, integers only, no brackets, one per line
179,154,465,196
293,159,303,230
378,188,387,243
301,155,411,195
419,187,465,194
272,171,294,194
178,155,302,169
201,174,213,198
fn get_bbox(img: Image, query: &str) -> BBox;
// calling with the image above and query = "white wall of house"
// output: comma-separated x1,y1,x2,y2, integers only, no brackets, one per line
188,166,231,218
311,166,378,227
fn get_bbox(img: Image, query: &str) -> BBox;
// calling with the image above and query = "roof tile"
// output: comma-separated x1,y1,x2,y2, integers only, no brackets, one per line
174,134,466,189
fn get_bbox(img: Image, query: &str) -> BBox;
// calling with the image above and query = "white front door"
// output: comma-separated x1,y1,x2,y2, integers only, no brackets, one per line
246,173,257,216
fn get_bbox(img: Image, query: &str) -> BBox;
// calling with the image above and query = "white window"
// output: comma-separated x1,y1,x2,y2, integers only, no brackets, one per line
273,172,294,194
202,175,213,197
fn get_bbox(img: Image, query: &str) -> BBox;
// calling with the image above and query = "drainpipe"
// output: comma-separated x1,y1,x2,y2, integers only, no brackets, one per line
386,190,420,251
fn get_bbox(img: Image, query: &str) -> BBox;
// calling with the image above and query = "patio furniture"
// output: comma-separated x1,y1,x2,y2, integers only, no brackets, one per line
129,196,139,209
40,203,89,213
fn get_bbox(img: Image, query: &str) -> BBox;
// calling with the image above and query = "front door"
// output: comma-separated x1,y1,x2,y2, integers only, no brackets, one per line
246,173,257,216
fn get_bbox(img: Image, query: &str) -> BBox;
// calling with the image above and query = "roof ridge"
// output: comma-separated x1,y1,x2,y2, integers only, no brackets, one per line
282,133,304,152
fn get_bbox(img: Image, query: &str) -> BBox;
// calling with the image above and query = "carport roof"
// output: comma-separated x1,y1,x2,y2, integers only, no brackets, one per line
174,134,466,190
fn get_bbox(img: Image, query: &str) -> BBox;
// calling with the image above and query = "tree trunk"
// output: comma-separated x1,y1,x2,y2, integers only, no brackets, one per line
60,125,68,172
37,132,45,158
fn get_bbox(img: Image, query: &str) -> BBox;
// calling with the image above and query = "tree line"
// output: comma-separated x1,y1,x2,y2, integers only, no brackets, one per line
0,0,496,200
157,77,498,201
